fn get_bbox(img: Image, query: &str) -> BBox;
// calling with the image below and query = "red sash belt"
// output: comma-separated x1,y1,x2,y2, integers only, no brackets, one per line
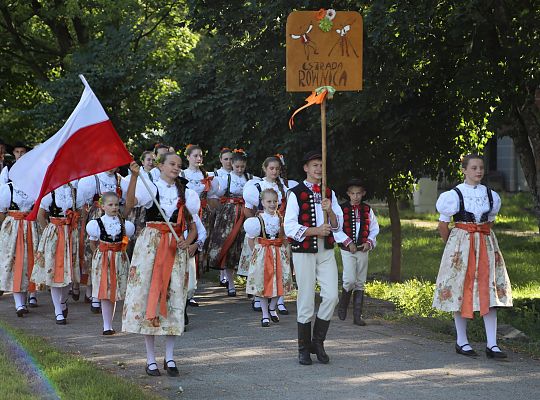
145,222,182,322
455,223,491,319
7,211,33,292
259,238,284,298
50,210,80,284
215,197,245,268
97,241,124,301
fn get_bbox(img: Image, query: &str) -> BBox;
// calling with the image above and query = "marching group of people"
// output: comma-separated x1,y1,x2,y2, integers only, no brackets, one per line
0,137,512,377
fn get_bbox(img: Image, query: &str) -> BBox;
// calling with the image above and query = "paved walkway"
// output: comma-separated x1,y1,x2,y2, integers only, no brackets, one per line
1,282,540,400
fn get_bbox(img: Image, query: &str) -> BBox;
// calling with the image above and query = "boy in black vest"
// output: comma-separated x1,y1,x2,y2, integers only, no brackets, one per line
284,150,343,365
336,179,379,326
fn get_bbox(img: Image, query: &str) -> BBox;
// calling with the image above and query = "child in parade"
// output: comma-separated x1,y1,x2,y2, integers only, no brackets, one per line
336,179,379,326
244,188,293,327
207,149,252,296
284,150,343,365
0,181,40,316
86,192,135,335
122,153,200,377
433,154,512,359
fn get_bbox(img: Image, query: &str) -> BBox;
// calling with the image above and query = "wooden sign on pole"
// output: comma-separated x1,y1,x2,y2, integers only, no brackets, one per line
286,10,363,92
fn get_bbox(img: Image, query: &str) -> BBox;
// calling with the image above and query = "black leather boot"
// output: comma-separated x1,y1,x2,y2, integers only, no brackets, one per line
311,317,330,364
297,322,312,365
353,290,366,326
337,289,352,321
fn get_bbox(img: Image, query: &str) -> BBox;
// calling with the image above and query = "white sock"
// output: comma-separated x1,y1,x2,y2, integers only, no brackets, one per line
260,297,270,319
91,297,101,307
253,296,261,306
269,297,278,317
85,284,92,298
51,287,64,319
13,292,26,309
144,335,157,368
277,296,286,310
165,335,176,366
225,269,235,290
483,308,499,350
220,270,226,281
28,291,37,300
101,300,115,331
454,312,471,350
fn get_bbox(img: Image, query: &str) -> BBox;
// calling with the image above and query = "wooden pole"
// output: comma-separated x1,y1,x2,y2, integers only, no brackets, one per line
321,96,328,222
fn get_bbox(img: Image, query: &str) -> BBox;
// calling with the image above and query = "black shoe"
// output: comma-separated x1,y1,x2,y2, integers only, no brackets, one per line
28,297,38,308
184,306,189,326
0,291,4,296
84,295,92,303
252,299,262,312
55,314,67,325
62,301,68,318
16,307,25,317
298,322,312,365
455,343,478,357
227,289,237,297
102,329,116,335
311,318,330,364
145,363,161,376
163,360,179,377
269,309,279,323
261,317,270,327
71,288,80,301
337,289,352,321
486,345,507,359
220,278,228,287
277,303,289,315
188,298,199,307
353,290,366,326
90,302,101,314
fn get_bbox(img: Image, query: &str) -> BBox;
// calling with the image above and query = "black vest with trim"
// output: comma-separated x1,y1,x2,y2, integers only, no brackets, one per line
145,187,182,223
96,218,125,243
288,182,335,253
340,201,371,247
452,187,493,223
257,215,281,240
7,182,20,211
49,186,77,218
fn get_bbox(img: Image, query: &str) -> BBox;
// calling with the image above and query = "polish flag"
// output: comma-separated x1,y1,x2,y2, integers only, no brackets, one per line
9,75,133,220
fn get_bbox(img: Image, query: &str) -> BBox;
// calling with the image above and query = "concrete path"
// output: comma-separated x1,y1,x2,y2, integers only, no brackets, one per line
1,282,539,400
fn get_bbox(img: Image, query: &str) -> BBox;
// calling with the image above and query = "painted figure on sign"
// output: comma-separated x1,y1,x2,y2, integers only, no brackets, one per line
328,23,359,58
291,24,319,60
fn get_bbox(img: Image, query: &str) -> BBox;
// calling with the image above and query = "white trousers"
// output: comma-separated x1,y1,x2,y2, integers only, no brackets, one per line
293,238,339,323
341,250,369,291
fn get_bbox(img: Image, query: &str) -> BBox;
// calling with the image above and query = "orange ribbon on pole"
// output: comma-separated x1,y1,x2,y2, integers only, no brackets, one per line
455,223,492,319
288,86,336,130
259,238,284,298
50,210,80,284
8,211,33,292
215,197,245,268
97,242,123,301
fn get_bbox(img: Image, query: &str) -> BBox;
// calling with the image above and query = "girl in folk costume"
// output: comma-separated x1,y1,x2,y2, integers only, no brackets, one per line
0,182,40,317
77,169,129,312
244,189,293,327
86,192,135,335
181,144,213,308
32,182,83,324
207,149,253,296
238,155,297,313
433,154,512,359
122,154,200,377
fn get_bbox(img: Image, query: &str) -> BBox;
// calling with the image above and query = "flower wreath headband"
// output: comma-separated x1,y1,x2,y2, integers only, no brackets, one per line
233,148,248,157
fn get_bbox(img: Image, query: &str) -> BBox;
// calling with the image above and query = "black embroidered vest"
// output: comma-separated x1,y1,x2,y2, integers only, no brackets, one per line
49,185,77,218
288,182,335,253
340,201,371,249
145,185,185,223
257,215,281,240
96,218,125,243
452,187,493,223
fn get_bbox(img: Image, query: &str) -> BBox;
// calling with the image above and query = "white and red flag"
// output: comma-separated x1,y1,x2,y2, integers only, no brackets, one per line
9,75,133,220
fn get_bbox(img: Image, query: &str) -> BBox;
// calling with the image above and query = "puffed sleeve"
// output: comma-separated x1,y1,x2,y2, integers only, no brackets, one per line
208,175,226,199
243,217,262,239
488,190,501,222
185,188,201,216
85,219,100,241
0,183,10,212
40,192,53,210
436,190,459,223
243,182,260,210
135,179,157,209
119,176,130,201
77,176,97,205
125,221,136,238
0,166,8,185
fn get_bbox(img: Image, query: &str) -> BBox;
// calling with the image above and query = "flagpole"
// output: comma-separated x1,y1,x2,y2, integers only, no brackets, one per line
138,173,182,243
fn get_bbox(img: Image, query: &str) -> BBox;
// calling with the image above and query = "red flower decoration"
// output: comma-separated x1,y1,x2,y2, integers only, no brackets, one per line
301,213,310,222
325,188,331,197
343,207,350,213
362,231,369,237
300,192,309,201
301,203,310,211
312,184,321,193
363,212,370,219
327,237,335,244
303,222,311,227
315,8,326,21
302,241,310,249
344,214,350,220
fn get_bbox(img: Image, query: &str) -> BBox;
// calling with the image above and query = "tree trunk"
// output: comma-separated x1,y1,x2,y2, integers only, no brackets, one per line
388,194,402,282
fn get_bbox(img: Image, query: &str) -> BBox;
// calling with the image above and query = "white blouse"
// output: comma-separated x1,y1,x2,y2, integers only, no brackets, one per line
77,172,129,205
211,172,249,198
211,167,231,178
0,182,34,212
243,177,295,210
244,212,281,239
182,168,210,197
436,183,501,223
135,177,200,221
86,214,135,242
40,182,84,214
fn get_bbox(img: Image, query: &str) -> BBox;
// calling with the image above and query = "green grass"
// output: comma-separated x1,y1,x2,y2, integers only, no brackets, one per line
0,321,163,400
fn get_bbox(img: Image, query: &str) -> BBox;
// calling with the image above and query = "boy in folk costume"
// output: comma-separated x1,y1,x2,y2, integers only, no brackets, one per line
86,192,135,335
32,181,83,324
336,179,379,326
0,142,30,186
244,189,293,327
284,151,343,365
0,181,40,316
433,154,512,359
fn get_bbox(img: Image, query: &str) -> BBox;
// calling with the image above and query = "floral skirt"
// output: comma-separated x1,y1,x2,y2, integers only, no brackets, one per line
246,241,293,298
432,228,512,313
197,206,215,275
125,206,146,259
122,226,189,336
91,249,130,301
0,217,40,292
206,202,244,270
32,223,80,287
82,204,103,279
236,236,253,277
